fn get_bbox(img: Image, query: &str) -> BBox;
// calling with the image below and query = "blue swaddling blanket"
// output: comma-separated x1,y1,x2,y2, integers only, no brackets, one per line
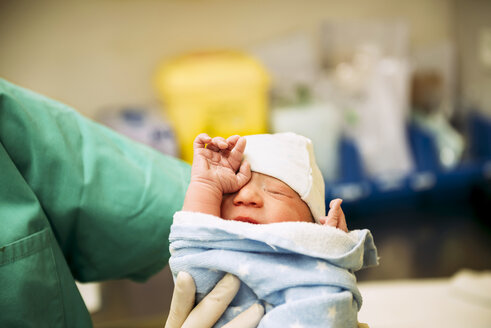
169,211,378,328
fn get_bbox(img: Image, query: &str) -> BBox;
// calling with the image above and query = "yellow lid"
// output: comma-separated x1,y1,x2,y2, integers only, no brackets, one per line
155,50,270,95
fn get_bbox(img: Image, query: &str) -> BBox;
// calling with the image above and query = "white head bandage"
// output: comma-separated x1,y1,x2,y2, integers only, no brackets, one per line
243,132,325,223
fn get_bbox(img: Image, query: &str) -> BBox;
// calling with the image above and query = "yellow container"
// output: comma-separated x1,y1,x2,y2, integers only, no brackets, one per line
155,50,270,163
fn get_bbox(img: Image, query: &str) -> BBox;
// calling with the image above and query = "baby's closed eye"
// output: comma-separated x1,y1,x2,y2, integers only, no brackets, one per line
265,188,282,195
264,187,293,198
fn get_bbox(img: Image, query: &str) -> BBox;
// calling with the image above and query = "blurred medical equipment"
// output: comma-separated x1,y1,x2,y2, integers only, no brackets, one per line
410,42,465,170
319,20,414,182
250,32,343,182
249,33,343,182
250,23,415,183
248,32,318,105
155,51,270,163
96,107,179,157
247,24,490,261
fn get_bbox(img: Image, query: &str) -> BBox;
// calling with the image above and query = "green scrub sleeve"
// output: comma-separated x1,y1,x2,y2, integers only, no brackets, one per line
0,78,191,282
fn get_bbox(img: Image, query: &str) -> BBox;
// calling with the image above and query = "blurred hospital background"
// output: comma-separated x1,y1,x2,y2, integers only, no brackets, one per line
1,0,490,327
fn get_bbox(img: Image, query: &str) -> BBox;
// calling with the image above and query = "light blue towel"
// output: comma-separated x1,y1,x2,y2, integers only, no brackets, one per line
169,211,378,328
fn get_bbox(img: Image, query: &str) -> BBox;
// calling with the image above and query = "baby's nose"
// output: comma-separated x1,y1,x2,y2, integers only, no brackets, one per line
233,185,263,207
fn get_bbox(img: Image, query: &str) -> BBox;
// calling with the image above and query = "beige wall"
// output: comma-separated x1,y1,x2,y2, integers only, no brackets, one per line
0,0,456,118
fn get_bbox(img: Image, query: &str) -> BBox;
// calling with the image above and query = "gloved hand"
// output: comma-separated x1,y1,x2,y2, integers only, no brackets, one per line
165,272,264,328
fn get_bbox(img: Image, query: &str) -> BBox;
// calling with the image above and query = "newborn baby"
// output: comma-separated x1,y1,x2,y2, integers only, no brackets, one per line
183,132,347,226
170,132,378,327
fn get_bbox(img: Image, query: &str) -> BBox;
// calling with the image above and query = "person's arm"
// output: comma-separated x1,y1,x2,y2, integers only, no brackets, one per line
0,78,190,282
182,133,251,216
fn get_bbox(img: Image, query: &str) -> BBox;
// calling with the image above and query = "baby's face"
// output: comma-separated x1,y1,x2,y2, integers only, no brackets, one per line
221,172,313,224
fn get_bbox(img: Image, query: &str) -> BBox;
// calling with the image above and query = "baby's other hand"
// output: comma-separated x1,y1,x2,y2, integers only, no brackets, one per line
319,198,348,232
191,133,251,195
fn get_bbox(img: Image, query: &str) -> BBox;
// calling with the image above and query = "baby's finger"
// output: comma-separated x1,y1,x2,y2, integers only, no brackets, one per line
229,137,247,167
323,199,342,228
336,206,348,232
194,133,212,149
330,198,342,210
233,136,247,154
206,146,223,163
236,160,252,188
322,215,337,228
327,199,348,232
321,199,337,225
211,136,229,150
206,143,220,152
226,135,241,149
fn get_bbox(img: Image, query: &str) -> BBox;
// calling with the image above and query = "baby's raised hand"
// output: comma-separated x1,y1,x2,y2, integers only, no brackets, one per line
191,133,251,195
319,199,348,232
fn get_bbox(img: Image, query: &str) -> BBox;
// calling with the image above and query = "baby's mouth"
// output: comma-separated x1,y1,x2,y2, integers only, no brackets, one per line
233,216,259,224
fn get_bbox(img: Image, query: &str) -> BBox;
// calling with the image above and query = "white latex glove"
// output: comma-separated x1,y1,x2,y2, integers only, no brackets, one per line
165,272,264,328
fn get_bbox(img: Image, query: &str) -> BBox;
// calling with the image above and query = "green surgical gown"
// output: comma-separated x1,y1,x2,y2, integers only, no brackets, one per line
0,78,191,327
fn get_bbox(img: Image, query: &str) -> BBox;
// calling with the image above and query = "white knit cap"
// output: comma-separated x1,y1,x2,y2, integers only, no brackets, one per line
243,132,325,223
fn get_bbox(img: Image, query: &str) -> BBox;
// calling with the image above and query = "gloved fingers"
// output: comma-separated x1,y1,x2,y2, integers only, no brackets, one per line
165,272,196,328
222,303,264,328
182,273,241,328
